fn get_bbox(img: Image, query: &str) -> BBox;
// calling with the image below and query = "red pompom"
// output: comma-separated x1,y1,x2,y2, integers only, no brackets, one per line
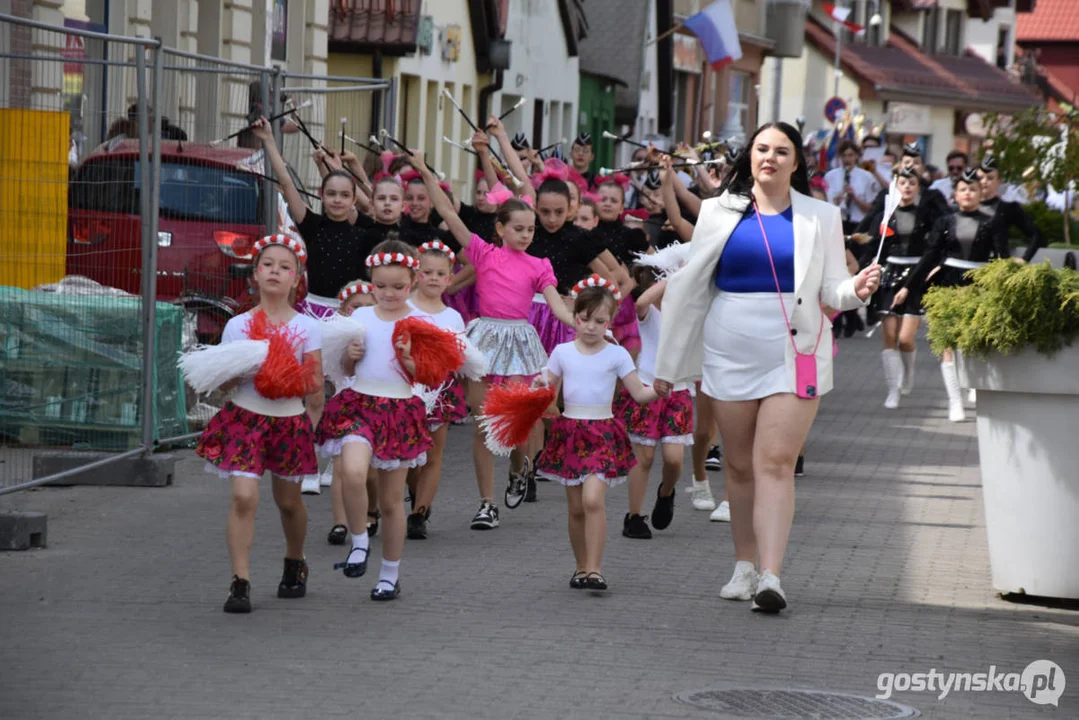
392,316,465,386
247,310,320,399
477,382,557,455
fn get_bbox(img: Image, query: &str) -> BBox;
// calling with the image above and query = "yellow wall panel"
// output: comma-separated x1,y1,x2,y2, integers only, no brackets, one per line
0,109,69,289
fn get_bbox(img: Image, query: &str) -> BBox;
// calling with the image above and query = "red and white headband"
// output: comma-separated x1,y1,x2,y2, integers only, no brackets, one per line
252,234,307,263
570,274,622,301
417,240,456,264
337,282,374,302
365,251,419,269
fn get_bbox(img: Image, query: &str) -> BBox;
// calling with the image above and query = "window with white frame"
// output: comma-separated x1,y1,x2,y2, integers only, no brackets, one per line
726,70,750,138
943,9,962,55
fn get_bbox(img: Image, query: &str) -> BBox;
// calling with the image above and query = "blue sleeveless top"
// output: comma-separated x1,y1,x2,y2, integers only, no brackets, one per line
715,206,795,293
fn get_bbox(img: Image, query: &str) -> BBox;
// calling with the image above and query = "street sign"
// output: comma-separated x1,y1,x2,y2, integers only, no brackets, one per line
825,96,847,124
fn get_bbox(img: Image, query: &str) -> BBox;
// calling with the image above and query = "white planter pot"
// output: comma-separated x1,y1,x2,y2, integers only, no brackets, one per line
958,346,1079,599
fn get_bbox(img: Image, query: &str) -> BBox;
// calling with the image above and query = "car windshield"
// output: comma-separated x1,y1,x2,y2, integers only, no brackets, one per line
70,158,261,224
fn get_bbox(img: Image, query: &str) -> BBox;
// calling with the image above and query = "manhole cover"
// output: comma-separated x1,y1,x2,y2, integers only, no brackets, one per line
675,688,920,719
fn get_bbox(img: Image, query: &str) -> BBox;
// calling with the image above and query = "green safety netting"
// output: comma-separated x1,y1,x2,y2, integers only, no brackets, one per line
0,285,187,450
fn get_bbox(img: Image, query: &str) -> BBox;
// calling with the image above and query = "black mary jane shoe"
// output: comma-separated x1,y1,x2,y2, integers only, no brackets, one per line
327,524,348,546
584,572,608,592
366,510,380,538
370,580,401,601
333,546,369,578
569,571,588,589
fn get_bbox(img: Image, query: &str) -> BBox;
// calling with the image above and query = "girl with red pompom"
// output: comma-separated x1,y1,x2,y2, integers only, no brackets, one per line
533,276,658,592
315,239,435,601
403,241,468,539
195,235,324,614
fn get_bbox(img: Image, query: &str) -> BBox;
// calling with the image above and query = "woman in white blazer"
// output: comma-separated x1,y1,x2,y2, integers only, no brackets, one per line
653,123,880,613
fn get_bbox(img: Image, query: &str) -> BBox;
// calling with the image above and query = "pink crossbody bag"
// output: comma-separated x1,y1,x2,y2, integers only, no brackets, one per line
752,202,825,399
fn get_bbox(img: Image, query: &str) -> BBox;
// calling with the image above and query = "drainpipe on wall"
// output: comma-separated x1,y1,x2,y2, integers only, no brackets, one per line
369,50,384,135
479,69,504,129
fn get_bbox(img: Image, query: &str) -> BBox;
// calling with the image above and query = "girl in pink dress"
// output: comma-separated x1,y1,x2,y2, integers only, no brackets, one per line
408,152,575,531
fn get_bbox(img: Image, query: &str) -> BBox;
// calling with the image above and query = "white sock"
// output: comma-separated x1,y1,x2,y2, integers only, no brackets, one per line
379,558,400,586
900,349,916,378
692,478,710,490
349,532,369,562
734,560,756,575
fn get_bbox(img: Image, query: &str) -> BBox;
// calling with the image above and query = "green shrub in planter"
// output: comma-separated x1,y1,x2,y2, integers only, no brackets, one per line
1010,201,1079,247
922,260,1079,358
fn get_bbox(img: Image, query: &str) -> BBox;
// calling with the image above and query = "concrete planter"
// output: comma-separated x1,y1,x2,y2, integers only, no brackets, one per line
958,346,1079,599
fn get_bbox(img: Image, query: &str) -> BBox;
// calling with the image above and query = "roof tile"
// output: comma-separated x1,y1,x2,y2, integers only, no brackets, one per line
805,17,1039,110
1015,0,1079,42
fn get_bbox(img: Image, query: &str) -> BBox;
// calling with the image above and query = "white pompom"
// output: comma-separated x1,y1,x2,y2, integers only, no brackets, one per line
318,313,367,393
459,335,489,381
412,382,448,416
179,339,269,395
474,414,515,456
632,242,693,279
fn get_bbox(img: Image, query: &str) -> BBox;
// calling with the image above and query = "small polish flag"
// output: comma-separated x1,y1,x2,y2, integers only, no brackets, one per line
683,0,743,70
823,2,865,35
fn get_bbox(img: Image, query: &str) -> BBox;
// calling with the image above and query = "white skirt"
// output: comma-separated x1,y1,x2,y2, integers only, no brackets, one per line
701,291,792,402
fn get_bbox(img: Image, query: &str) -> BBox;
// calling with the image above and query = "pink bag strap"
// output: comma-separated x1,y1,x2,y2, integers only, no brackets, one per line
751,200,826,356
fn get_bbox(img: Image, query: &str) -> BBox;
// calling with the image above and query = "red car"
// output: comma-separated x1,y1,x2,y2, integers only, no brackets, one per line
67,140,291,342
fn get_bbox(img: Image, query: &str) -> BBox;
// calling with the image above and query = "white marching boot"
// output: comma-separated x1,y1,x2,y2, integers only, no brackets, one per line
940,361,966,422
882,349,903,409
900,350,917,395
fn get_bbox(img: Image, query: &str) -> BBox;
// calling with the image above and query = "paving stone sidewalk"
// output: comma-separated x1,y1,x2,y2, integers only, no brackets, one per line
1,333,1076,720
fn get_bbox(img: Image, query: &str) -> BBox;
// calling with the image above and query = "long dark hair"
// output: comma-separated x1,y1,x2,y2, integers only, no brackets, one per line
718,122,810,198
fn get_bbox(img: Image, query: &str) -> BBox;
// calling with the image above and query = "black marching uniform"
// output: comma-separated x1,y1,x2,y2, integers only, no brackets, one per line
869,193,947,317
902,209,1010,299
980,195,1044,263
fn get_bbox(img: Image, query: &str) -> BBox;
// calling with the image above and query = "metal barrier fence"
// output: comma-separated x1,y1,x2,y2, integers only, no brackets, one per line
0,13,386,495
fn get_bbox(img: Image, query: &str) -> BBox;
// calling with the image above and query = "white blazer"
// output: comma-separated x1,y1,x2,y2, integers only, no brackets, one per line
654,188,865,395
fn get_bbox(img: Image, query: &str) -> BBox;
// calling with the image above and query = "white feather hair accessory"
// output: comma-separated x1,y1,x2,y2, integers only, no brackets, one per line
631,242,693,279
316,313,368,393
179,339,269,395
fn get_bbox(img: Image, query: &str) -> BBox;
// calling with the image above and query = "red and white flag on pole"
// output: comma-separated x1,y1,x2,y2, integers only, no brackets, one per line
823,3,865,35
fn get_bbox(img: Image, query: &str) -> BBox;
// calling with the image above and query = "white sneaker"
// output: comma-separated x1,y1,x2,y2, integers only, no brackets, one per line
689,480,716,511
319,459,334,487
300,475,321,495
719,561,758,601
710,500,730,522
884,388,900,409
751,570,787,613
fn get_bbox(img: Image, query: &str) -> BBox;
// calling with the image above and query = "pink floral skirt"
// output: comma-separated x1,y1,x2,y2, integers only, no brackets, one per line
610,295,641,354
535,416,636,487
428,375,469,430
528,300,576,356
316,389,431,470
197,402,318,480
622,387,694,446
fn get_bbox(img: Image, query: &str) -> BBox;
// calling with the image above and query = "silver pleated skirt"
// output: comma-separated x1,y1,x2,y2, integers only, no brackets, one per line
465,316,548,379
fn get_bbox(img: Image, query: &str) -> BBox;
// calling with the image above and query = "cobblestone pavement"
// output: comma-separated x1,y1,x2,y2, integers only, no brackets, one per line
2,332,1076,719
